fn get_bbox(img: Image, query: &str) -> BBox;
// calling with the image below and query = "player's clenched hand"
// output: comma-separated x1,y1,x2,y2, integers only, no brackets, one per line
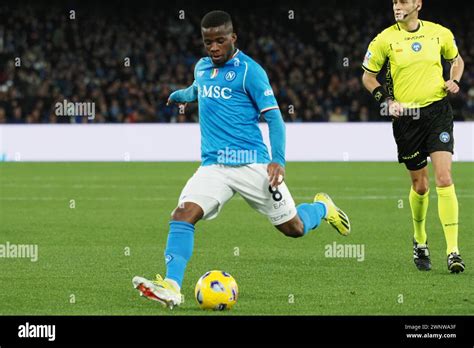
388,99,404,118
267,162,285,189
445,80,460,94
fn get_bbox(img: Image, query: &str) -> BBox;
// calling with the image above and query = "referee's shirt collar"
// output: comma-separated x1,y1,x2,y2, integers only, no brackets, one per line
396,20,423,33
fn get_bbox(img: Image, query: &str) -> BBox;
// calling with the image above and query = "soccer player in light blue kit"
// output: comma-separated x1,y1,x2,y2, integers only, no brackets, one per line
133,10,351,308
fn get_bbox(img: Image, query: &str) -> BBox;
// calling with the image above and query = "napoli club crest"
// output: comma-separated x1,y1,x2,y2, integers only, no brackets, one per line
225,71,236,81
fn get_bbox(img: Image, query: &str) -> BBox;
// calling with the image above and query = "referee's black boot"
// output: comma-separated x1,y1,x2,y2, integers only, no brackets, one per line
413,239,432,271
447,252,465,274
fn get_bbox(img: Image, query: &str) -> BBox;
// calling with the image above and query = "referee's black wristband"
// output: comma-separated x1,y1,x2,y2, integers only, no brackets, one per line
372,86,391,105
453,80,460,87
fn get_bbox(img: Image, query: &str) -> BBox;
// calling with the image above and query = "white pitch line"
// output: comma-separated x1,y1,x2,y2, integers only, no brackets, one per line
0,197,173,201
2,183,473,195
0,183,173,189
1,195,474,202
0,176,188,182
292,195,474,200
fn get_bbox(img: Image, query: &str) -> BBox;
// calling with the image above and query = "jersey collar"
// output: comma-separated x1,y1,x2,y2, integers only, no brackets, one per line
231,49,240,59
396,20,423,33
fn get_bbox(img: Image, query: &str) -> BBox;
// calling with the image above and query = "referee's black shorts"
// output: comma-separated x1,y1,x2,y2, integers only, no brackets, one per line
392,98,454,171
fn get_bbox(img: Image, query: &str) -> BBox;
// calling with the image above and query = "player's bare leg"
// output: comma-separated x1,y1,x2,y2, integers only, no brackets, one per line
171,202,204,224
276,215,305,238
430,151,453,188
276,193,350,238
409,167,429,195
431,151,464,273
408,166,431,271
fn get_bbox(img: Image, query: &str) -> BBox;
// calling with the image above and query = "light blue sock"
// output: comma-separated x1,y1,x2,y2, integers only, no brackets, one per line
296,202,327,235
164,220,195,287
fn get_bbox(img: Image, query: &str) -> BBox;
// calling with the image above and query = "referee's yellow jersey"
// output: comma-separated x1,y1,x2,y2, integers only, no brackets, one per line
362,20,458,108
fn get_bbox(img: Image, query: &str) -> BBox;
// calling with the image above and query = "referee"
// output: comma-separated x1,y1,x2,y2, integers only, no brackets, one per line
362,0,465,273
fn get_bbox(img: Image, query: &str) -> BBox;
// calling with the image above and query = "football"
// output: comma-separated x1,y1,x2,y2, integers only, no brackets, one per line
194,270,239,310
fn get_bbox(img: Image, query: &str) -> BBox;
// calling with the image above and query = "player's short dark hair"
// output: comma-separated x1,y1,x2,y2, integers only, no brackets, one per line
201,10,233,29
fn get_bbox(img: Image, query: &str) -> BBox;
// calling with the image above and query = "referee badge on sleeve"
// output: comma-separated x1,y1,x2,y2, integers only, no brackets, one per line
439,132,450,143
363,50,372,65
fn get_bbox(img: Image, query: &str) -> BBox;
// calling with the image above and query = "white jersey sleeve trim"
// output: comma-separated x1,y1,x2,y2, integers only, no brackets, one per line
243,61,249,95
261,106,279,113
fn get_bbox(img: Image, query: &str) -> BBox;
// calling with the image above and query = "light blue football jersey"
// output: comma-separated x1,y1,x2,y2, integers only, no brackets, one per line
193,49,279,166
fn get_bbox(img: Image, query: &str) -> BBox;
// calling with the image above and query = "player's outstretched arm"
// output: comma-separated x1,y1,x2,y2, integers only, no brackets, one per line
243,61,286,187
166,83,198,105
263,108,286,188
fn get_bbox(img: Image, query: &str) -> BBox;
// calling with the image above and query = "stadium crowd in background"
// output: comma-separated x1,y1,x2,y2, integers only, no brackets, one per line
0,1,472,124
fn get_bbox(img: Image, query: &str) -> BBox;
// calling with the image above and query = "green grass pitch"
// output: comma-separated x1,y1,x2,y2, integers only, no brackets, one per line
0,162,473,315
